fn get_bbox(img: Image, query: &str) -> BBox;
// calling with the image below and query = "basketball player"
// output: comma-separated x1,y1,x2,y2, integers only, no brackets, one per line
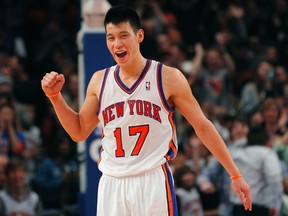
41,5,252,216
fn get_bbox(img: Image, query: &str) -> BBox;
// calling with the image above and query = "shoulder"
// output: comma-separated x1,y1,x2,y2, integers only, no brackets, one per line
89,69,107,85
242,82,257,91
0,190,9,201
248,146,279,159
161,64,184,79
160,63,190,97
29,190,41,202
0,190,5,197
160,64,188,89
87,68,108,97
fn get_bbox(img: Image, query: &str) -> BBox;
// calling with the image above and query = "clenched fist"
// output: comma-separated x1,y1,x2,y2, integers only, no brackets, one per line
41,71,65,97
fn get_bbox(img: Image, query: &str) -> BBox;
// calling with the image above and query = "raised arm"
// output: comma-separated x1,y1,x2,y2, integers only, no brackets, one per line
162,65,252,211
41,71,103,141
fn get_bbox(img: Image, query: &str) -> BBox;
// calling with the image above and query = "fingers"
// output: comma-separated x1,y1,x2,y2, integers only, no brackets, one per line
235,188,245,205
232,179,252,211
41,71,60,88
57,74,65,82
243,186,252,211
236,186,252,211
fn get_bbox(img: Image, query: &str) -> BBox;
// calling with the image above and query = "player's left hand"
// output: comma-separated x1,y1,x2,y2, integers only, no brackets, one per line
231,177,252,211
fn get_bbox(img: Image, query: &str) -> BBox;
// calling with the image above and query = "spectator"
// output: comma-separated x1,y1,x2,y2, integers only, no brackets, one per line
0,93,12,108
174,165,203,216
197,117,249,216
249,98,286,145
8,55,41,106
226,3,247,40
0,104,25,158
17,103,42,184
181,128,212,175
0,154,8,190
239,61,277,116
0,157,43,216
62,73,79,112
0,76,13,97
273,65,288,112
35,135,79,212
190,44,236,119
264,45,282,67
138,0,166,60
165,0,199,46
230,126,283,216
273,129,288,211
180,129,220,216
0,25,27,59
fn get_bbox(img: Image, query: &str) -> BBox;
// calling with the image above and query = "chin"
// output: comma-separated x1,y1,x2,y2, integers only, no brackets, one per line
116,58,129,66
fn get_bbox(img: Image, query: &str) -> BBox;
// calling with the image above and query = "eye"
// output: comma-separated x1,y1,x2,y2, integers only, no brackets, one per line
121,34,128,39
107,36,114,41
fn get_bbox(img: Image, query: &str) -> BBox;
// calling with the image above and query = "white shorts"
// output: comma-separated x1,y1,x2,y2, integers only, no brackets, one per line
96,163,178,216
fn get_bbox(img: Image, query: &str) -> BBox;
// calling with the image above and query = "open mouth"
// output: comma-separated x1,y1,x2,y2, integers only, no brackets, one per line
116,51,127,58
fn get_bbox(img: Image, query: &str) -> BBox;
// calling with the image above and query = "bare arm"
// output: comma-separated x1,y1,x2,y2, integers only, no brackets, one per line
222,50,235,75
162,65,252,210
163,66,238,175
41,71,103,141
7,123,24,153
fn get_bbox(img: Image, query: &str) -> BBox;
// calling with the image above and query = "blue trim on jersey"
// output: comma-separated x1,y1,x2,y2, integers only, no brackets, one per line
163,162,178,216
114,59,151,94
166,140,176,159
96,68,110,116
156,63,175,112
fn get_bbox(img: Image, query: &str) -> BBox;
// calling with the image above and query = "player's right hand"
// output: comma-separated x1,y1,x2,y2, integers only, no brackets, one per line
41,71,65,96
231,177,252,211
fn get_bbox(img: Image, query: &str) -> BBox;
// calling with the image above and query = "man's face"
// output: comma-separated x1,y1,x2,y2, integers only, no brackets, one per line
230,121,248,140
204,49,222,70
105,22,144,66
263,106,279,124
8,168,26,189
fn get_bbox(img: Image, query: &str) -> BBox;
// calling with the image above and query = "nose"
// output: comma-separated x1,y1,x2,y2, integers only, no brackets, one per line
114,38,123,48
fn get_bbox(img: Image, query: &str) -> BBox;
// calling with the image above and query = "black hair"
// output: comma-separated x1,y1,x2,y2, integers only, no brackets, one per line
247,126,269,146
174,165,196,188
5,157,27,176
104,5,141,33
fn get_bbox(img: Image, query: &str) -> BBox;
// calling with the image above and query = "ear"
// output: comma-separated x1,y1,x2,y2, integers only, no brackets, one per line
137,29,144,43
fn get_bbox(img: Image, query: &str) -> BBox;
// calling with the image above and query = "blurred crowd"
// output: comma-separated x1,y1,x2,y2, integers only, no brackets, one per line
0,0,288,215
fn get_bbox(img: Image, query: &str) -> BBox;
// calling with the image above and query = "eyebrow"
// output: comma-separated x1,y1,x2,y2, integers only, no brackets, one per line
106,30,130,36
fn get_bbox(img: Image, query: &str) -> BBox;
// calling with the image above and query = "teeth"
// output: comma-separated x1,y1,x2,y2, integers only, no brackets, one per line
116,52,126,58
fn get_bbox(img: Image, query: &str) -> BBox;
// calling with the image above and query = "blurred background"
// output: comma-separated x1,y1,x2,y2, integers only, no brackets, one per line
0,0,287,215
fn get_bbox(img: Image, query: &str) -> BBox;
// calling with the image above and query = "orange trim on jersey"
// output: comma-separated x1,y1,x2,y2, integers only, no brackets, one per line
161,163,175,216
97,131,105,164
168,112,176,137
97,147,104,165
164,112,177,160
164,140,177,161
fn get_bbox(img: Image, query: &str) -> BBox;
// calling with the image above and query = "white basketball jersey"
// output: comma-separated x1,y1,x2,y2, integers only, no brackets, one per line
0,190,41,215
97,59,178,177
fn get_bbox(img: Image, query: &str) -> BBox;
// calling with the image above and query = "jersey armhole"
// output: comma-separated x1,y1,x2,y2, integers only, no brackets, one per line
156,63,175,113
96,68,110,115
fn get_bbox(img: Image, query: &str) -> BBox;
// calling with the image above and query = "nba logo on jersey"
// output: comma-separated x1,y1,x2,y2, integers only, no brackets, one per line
146,81,151,90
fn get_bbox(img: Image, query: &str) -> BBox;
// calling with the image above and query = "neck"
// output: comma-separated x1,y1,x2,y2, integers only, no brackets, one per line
120,56,147,77
9,186,27,201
